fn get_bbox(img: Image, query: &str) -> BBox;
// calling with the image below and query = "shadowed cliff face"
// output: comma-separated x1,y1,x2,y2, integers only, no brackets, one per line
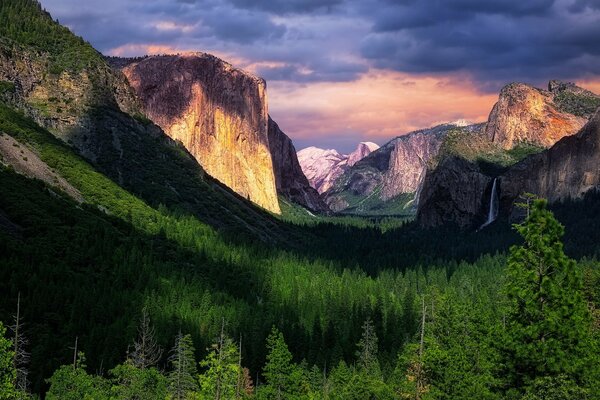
416,156,492,229
267,117,328,212
323,123,462,214
122,54,280,214
500,109,600,214
417,81,600,229
485,82,588,149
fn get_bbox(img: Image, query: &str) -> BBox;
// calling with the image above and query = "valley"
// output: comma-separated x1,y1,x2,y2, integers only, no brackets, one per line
1,1,600,399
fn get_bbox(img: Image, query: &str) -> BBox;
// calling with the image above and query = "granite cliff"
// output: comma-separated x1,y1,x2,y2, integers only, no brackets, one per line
499,109,600,213
297,142,379,194
417,81,600,228
121,54,280,213
323,123,470,214
267,117,328,212
485,81,591,149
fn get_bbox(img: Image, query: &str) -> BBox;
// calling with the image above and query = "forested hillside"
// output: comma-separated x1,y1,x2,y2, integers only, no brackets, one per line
1,0,600,399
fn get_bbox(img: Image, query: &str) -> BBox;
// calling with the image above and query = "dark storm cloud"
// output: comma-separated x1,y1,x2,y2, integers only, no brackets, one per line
257,59,368,82
200,6,286,43
568,0,600,12
359,0,600,88
41,0,600,87
228,0,343,14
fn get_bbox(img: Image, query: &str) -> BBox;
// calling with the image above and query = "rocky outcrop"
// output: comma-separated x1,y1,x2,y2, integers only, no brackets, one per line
416,156,492,228
121,54,280,214
0,40,140,138
323,123,467,214
297,142,379,194
267,117,328,212
417,81,600,228
347,142,379,166
499,109,600,213
485,82,589,149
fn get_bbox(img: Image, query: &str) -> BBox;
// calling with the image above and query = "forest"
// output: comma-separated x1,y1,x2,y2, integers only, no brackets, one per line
1,0,600,398
0,102,600,398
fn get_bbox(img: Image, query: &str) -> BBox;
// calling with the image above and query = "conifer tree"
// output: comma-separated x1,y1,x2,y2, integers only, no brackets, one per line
260,326,299,399
503,198,594,394
167,333,198,399
198,322,240,400
130,307,163,369
355,318,380,376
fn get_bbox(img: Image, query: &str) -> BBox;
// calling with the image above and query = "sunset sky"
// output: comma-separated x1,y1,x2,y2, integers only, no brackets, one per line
41,0,600,153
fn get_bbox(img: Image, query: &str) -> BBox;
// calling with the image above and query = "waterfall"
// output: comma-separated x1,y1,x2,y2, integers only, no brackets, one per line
479,178,499,230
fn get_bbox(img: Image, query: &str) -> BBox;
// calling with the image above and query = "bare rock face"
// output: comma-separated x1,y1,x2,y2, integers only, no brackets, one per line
416,156,492,228
499,109,600,213
485,82,588,149
121,54,280,214
297,148,348,194
267,117,328,212
380,128,448,200
416,81,600,228
347,142,380,166
323,123,463,214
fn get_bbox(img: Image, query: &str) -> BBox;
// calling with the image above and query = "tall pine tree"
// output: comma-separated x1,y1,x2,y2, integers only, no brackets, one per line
503,199,594,396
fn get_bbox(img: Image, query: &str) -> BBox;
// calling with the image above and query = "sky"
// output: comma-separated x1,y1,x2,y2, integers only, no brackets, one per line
41,0,600,153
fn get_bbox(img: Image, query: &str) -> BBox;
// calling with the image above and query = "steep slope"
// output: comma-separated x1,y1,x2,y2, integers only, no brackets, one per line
485,81,593,149
417,81,600,228
499,109,600,213
324,123,470,214
297,142,379,194
120,54,280,214
267,117,328,212
297,147,348,194
347,141,380,166
0,0,297,242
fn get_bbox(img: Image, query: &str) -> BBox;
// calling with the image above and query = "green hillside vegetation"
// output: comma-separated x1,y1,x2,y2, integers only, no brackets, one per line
2,1,600,398
434,127,544,175
0,0,103,74
555,91,600,118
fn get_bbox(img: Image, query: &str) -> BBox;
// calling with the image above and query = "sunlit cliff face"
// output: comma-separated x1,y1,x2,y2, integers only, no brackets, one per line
122,54,281,214
485,83,587,149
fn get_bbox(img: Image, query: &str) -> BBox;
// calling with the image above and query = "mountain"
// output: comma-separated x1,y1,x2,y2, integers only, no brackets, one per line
267,117,328,212
119,54,280,214
0,1,304,243
486,81,589,149
499,109,600,214
297,141,379,194
417,81,600,228
347,141,380,166
323,122,474,215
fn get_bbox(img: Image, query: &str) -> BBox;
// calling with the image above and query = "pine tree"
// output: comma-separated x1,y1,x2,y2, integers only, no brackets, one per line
503,198,594,394
355,318,380,376
198,322,240,400
130,307,163,369
167,333,198,399
260,326,299,399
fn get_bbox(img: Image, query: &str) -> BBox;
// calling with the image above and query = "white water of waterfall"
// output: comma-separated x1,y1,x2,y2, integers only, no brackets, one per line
479,178,499,230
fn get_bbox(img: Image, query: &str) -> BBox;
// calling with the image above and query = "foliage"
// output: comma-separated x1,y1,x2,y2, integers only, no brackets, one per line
109,361,168,400
167,333,198,399
554,91,600,118
502,199,595,394
46,353,109,400
0,0,104,73
197,329,241,400
0,321,18,399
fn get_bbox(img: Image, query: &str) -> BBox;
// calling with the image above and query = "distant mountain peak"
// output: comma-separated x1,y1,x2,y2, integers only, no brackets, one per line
297,141,378,193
